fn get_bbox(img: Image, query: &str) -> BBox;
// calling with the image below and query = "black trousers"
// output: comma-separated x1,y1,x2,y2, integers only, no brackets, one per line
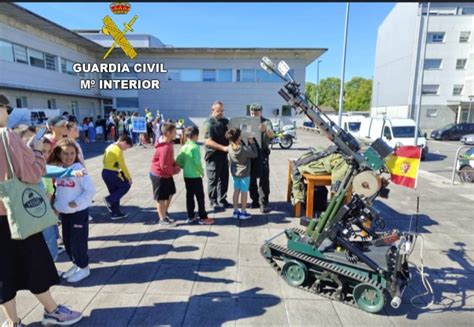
61,209,89,269
185,177,207,219
250,154,270,206
206,155,229,205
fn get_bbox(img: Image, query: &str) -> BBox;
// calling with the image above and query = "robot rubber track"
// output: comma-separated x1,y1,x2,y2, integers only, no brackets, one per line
261,228,386,312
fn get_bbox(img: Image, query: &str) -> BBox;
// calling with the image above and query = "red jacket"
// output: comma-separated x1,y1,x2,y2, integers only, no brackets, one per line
150,141,180,178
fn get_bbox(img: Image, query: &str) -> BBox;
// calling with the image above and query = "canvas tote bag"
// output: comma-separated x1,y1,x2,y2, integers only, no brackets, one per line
0,128,57,240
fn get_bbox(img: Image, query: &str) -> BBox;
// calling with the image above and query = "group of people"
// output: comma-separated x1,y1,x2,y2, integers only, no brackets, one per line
1,95,89,326
0,95,274,326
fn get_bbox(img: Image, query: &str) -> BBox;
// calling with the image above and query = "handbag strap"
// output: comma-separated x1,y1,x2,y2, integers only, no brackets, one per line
0,128,15,179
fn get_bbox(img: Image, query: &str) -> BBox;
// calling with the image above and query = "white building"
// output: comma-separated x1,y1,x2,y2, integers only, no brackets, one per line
372,2,474,132
0,3,324,122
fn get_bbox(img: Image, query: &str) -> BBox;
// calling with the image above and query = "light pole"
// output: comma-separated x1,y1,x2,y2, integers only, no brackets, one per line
338,2,350,127
414,2,430,146
468,95,474,123
316,60,322,106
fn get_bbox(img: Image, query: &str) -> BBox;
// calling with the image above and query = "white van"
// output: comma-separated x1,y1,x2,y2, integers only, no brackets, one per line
358,117,428,160
325,114,365,138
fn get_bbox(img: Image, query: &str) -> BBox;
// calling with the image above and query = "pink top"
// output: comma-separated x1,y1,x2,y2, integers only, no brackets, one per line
0,128,46,216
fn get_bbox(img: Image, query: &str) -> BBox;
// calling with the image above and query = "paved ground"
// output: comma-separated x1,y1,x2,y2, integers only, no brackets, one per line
3,129,473,326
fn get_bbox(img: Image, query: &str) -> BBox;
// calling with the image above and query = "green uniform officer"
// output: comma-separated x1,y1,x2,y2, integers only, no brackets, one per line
203,101,231,210
249,103,274,213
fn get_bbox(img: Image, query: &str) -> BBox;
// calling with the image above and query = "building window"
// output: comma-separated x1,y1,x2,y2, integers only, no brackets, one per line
16,96,27,108
167,70,180,81
426,109,438,117
180,70,201,82
460,31,471,43
47,99,56,109
424,59,442,70
13,44,28,64
45,54,56,71
101,72,112,79
282,105,292,116
237,69,256,82
61,58,76,75
428,8,456,15
114,65,137,79
0,39,13,62
456,58,467,69
462,7,474,15
422,84,439,95
217,69,232,82
116,97,139,108
453,85,464,96
203,69,216,82
29,49,45,68
427,32,445,43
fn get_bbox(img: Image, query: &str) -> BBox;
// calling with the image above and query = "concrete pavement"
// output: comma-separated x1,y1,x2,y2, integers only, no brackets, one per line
2,129,473,326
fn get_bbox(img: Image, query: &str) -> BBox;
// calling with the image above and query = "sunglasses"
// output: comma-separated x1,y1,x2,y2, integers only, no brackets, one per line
0,104,13,115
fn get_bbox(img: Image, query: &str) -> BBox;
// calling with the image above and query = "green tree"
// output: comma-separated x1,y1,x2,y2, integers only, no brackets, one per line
318,77,341,110
305,76,372,111
305,82,317,104
344,77,372,111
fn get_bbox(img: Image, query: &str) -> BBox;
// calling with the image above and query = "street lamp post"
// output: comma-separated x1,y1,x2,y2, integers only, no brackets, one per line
414,2,430,146
316,60,322,106
338,2,350,127
468,95,474,123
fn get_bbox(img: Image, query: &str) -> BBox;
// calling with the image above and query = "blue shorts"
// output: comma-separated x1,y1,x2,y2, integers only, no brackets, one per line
233,176,250,192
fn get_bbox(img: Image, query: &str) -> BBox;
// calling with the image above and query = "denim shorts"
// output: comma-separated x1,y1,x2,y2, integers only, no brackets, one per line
233,176,250,192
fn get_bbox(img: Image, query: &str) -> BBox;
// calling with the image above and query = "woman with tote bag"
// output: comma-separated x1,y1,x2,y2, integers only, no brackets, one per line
0,95,82,327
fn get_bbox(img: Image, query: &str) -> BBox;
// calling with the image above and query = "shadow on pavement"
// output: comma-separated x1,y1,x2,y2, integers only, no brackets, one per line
423,152,447,162
387,242,474,319
76,287,280,326
373,200,438,234
62,258,236,289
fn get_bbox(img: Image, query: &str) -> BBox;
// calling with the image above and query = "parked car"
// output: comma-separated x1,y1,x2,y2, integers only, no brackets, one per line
460,134,474,145
457,147,474,183
358,117,428,160
430,123,474,141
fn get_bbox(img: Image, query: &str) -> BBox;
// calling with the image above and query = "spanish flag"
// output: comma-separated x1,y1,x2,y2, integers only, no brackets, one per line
385,146,422,189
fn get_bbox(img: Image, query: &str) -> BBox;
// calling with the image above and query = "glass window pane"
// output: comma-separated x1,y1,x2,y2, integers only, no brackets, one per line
181,69,202,82
167,70,180,81
428,32,445,43
453,85,463,95
424,59,442,69
0,40,13,62
66,60,75,75
460,31,471,43
29,49,45,68
240,69,255,82
116,97,139,108
256,69,280,82
456,59,467,69
217,69,232,82
114,65,137,78
203,69,216,82
422,84,439,95
13,44,27,64
45,54,56,70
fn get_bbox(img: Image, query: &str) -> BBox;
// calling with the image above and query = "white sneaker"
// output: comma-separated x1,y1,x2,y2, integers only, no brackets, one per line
57,270,64,277
67,267,90,283
62,264,78,279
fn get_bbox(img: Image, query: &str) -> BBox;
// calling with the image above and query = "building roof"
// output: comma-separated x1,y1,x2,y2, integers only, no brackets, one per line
1,3,102,52
2,3,326,65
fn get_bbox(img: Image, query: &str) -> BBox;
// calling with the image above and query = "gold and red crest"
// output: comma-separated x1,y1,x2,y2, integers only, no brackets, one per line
110,2,131,15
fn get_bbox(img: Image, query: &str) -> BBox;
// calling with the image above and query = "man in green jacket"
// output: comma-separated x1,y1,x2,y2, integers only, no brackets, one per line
176,126,215,225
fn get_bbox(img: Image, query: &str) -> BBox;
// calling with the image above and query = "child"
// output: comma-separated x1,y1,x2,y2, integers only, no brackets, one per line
225,128,258,220
150,122,181,225
48,139,96,283
40,137,85,265
102,135,133,220
176,126,215,225
66,118,86,166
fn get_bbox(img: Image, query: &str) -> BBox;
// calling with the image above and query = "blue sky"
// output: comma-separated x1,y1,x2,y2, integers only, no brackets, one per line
18,2,395,83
